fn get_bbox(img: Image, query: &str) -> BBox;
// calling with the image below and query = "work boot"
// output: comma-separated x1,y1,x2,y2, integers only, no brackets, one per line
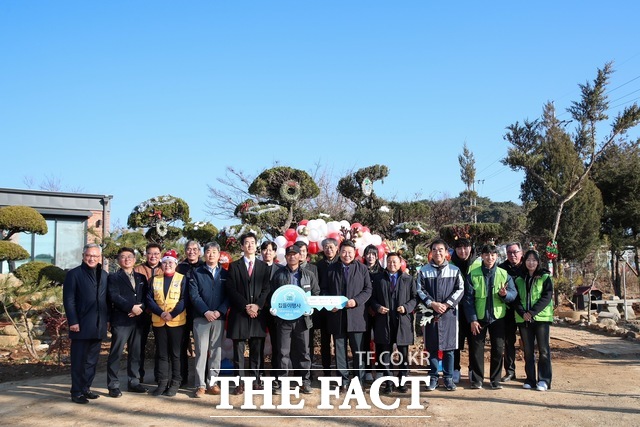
150,381,168,396
164,381,180,397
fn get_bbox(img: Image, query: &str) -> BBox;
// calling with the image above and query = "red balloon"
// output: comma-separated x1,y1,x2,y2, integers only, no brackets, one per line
299,219,309,226
400,259,407,272
284,228,297,241
219,251,232,270
377,245,385,260
286,240,295,248
308,241,319,254
361,226,370,233
351,222,363,231
328,232,342,242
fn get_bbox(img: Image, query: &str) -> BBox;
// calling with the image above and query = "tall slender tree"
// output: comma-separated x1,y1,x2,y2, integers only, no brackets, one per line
503,62,640,248
458,142,479,223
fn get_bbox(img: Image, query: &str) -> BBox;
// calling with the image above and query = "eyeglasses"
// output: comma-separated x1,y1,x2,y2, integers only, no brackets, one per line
507,250,521,255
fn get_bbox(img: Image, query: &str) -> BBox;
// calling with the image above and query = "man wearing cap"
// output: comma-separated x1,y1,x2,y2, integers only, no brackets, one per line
189,242,229,398
225,232,271,394
325,240,372,391
271,245,320,394
146,249,187,397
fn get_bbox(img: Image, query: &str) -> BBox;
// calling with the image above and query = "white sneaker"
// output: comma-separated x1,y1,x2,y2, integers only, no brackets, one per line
523,383,532,390
536,381,548,391
452,370,461,384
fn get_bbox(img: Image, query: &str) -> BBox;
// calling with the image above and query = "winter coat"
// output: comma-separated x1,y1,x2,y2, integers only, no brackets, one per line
63,262,109,340
325,261,372,334
370,271,417,346
271,266,320,329
189,264,229,320
417,261,464,352
224,258,271,339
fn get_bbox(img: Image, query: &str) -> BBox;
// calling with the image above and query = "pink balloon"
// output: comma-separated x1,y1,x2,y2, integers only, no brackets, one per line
400,259,407,272
351,222,363,230
299,219,309,226
361,226,370,233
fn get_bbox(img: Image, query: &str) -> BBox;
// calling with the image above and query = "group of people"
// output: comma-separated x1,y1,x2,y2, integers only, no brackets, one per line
421,239,553,393
62,234,553,404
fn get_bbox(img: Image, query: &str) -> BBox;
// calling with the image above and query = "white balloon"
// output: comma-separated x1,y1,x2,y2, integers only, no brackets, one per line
327,221,341,233
317,220,328,237
361,231,372,244
296,236,309,244
275,235,287,248
308,228,321,242
370,234,382,246
276,252,285,264
307,219,318,230
339,220,351,231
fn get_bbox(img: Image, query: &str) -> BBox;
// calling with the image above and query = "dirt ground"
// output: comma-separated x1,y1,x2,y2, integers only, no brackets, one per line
0,324,639,426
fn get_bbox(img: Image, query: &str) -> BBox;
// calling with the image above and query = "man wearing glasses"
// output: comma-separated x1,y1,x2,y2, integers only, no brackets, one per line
63,243,109,404
498,242,523,383
106,247,149,397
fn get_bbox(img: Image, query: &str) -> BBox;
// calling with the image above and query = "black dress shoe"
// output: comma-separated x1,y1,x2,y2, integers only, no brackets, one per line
500,374,514,383
83,390,100,399
108,388,122,398
128,384,148,393
396,385,408,394
71,394,89,404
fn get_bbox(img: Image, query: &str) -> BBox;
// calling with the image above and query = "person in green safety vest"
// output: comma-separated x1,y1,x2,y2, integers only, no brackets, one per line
513,249,553,391
463,244,517,390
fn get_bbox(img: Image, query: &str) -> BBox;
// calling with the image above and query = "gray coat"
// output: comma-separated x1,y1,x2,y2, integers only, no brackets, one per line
417,261,464,352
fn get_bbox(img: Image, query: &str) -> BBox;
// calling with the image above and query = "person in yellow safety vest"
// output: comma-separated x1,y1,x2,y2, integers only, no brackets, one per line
463,243,517,390
146,249,187,397
513,249,553,392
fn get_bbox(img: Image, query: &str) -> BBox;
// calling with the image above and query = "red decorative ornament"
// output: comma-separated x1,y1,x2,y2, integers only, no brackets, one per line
545,241,558,260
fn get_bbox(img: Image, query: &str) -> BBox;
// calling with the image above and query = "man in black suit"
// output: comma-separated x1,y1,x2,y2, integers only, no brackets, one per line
63,243,109,404
106,247,149,397
224,232,271,394
325,240,372,390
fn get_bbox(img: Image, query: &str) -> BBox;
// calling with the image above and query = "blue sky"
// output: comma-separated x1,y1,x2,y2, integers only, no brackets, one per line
2,1,639,230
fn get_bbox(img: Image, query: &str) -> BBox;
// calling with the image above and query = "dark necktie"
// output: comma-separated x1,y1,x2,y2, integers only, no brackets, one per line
343,265,349,284
390,274,397,292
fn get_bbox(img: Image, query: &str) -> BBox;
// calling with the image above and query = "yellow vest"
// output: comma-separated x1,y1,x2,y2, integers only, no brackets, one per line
151,273,187,327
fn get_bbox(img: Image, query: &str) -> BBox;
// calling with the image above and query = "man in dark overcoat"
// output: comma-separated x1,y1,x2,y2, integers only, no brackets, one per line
224,232,271,394
325,240,372,390
63,243,109,404
370,252,417,394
